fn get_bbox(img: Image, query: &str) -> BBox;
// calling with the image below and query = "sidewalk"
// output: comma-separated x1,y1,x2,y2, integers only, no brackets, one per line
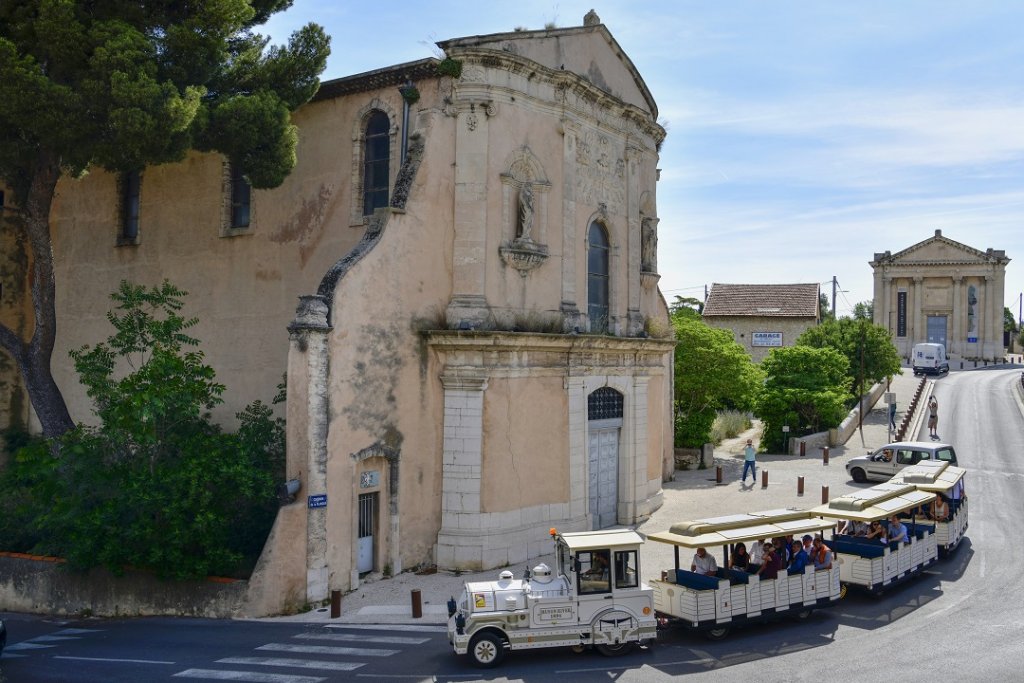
260,370,929,626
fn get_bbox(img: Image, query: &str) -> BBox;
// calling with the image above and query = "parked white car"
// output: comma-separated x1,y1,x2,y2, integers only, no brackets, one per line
846,441,959,483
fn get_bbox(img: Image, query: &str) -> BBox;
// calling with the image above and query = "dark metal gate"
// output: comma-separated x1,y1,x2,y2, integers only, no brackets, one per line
357,492,376,574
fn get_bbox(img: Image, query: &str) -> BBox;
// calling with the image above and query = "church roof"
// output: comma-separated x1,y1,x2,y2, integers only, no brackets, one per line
703,283,820,318
870,229,1010,267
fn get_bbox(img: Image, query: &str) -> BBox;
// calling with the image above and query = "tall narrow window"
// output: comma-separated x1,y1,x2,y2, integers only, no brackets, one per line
362,111,390,216
121,170,141,241
587,221,610,332
230,164,251,229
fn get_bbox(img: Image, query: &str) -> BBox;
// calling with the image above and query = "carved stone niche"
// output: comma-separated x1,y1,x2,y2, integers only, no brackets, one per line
499,147,551,276
641,272,661,290
500,237,549,275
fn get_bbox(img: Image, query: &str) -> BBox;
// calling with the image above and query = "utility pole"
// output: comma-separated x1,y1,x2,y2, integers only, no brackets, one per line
832,276,838,321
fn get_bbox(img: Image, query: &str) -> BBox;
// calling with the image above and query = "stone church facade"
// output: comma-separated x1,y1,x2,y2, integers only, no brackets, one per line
870,230,1010,362
1,13,675,613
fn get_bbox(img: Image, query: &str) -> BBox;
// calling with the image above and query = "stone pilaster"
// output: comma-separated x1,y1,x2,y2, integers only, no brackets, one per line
286,295,332,604
951,274,963,356
560,120,581,329
913,277,923,346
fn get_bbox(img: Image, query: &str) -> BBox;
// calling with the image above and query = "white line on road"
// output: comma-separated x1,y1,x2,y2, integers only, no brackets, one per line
218,657,364,672
173,669,325,682
54,655,176,665
5,642,55,651
52,628,104,635
295,632,429,645
256,643,398,657
28,634,83,642
325,623,447,633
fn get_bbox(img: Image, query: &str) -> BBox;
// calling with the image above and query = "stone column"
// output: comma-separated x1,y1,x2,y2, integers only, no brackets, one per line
447,102,492,328
913,277,923,346
566,376,588,521
287,295,332,604
434,368,488,569
626,144,644,335
951,275,962,356
984,275,995,359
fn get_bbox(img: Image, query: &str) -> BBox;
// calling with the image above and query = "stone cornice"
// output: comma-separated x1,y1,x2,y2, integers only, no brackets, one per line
425,330,675,355
447,48,665,146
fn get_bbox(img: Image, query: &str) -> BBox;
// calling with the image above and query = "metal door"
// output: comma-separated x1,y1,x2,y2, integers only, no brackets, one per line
588,427,619,529
357,492,376,574
926,316,947,348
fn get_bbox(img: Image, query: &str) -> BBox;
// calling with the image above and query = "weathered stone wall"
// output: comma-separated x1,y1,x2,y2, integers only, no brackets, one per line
704,315,818,363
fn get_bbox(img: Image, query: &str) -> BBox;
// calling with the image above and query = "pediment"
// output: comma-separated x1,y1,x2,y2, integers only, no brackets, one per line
873,231,1007,266
438,24,657,117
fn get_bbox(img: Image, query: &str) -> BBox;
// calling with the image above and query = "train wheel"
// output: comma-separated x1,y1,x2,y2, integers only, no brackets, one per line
704,626,730,641
839,584,848,599
596,642,635,657
794,608,813,621
469,632,505,668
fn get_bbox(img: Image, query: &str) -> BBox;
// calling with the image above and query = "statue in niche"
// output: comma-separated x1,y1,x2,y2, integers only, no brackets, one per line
518,182,535,241
641,217,657,272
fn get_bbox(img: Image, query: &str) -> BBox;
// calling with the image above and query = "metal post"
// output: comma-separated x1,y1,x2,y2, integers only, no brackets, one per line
823,447,829,465
798,476,804,495
716,465,722,484
330,590,341,619
411,589,422,619
800,441,806,457
761,470,768,488
821,486,830,504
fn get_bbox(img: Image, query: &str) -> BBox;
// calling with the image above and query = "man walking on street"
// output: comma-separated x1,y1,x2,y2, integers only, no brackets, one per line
742,439,757,483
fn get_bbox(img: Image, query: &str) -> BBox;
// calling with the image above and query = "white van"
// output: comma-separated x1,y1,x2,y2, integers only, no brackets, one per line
912,343,948,375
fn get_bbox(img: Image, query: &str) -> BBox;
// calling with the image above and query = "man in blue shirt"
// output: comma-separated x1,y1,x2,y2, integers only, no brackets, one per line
888,515,909,545
787,540,809,574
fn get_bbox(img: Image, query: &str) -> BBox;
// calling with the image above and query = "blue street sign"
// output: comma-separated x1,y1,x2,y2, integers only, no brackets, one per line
308,494,328,509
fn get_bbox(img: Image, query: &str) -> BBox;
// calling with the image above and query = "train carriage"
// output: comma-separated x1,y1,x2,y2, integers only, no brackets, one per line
811,482,938,593
890,460,968,553
646,509,842,639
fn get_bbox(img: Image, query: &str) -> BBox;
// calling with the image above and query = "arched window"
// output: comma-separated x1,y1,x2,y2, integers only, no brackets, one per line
363,111,390,216
587,221,610,332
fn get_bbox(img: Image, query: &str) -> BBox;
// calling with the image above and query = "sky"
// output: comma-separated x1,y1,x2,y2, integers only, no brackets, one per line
263,1,1024,320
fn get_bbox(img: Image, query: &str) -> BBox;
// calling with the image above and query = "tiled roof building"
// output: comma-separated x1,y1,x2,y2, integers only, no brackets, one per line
703,283,821,361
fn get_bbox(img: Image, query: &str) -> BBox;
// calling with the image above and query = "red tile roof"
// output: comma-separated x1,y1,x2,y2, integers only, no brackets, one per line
702,283,820,318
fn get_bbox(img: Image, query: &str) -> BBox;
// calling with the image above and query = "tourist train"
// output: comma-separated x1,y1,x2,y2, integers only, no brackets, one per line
446,460,967,667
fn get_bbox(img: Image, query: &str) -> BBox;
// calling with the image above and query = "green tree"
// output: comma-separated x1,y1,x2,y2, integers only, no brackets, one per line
852,300,874,321
0,2,329,437
669,295,704,320
0,281,284,578
673,316,762,448
797,318,902,401
755,345,851,452
819,292,833,321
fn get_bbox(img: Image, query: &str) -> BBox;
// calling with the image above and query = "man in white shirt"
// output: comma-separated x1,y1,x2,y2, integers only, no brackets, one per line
691,547,718,576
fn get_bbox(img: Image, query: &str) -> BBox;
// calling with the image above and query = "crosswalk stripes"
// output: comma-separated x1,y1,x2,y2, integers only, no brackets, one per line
3,627,104,655
171,625,431,681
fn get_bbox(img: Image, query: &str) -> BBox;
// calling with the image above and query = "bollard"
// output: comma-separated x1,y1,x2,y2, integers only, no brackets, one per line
716,465,722,484
800,441,806,457
821,485,829,504
823,447,829,466
761,470,768,489
797,476,804,495
330,589,341,619
411,589,422,619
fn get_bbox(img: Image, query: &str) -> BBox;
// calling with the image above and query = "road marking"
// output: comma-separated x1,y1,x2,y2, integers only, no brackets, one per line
52,628,103,635
295,632,429,645
218,657,364,672
29,634,83,642
324,623,447,633
173,669,325,682
256,643,398,657
54,655,176,665
5,642,55,651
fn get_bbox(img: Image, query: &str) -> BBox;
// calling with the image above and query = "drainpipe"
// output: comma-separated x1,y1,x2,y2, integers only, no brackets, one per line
400,80,411,165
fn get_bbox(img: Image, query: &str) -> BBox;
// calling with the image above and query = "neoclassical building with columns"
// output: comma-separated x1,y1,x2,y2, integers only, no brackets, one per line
1,13,675,614
871,230,1010,362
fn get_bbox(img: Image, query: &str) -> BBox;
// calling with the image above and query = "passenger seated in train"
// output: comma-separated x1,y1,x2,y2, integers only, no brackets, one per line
841,519,869,536
787,540,809,574
729,542,750,571
757,543,781,580
888,515,910,544
811,536,832,570
930,495,950,522
865,520,886,542
691,547,718,576
748,538,764,572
